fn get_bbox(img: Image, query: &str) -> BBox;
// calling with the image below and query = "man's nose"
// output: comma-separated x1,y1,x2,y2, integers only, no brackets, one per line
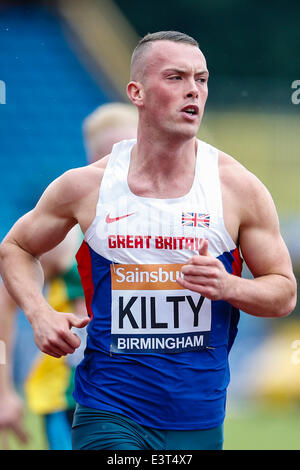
186,80,199,99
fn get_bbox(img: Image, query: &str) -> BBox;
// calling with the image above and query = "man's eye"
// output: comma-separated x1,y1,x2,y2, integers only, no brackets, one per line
169,76,181,80
197,78,207,83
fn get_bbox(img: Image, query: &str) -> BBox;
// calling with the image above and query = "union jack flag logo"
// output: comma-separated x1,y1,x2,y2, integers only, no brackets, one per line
181,212,210,228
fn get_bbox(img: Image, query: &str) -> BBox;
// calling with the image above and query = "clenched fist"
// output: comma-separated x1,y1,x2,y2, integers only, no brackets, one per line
31,309,90,358
176,239,232,301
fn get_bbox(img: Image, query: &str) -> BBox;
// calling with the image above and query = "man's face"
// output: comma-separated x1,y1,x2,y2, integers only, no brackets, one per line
139,41,209,139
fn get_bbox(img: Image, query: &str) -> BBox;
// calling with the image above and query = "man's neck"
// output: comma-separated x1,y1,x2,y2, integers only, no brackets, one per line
128,131,198,198
135,129,197,171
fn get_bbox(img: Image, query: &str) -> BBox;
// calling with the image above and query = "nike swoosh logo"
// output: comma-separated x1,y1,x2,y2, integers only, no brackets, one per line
105,212,135,224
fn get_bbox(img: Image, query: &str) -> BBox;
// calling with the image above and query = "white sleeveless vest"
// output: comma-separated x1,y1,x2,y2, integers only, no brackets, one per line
83,138,239,355
74,138,242,429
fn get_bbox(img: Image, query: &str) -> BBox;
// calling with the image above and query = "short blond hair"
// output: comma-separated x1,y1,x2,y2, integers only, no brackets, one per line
83,102,138,142
82,102,138,161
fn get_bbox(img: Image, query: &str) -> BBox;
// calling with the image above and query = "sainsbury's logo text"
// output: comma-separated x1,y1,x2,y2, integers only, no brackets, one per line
111,264,184,290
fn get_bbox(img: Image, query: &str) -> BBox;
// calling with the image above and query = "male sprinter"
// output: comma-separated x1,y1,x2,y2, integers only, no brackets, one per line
0,31,296,450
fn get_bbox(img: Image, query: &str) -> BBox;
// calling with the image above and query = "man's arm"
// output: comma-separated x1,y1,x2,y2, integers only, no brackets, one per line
0,169,91,358
177,158,297,318
0,224,84,445
226,174,296,317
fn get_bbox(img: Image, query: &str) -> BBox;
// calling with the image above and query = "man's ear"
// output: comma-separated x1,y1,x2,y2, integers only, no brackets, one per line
127,81,144,107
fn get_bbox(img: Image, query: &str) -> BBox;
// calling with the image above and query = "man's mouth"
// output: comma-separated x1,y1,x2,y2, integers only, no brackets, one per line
181,105,199,117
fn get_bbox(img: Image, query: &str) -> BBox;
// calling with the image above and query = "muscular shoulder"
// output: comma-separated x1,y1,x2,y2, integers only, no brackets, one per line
43,156,107,210
56,158,107,202
219,150,261,194
53,156,110,232
31,156,109,233
218,150,278,229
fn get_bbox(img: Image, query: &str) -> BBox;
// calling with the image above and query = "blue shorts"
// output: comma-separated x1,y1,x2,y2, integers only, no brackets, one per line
72,405,224,450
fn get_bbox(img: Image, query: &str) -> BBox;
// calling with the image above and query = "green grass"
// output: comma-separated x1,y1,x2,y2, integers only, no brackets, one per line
224,402,300,450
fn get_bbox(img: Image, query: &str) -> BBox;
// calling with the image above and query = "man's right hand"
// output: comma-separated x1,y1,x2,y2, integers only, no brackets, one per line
31,309,90,358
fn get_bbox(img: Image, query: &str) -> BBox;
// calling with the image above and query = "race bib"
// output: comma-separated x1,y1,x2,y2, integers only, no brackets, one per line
110,263,211,354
